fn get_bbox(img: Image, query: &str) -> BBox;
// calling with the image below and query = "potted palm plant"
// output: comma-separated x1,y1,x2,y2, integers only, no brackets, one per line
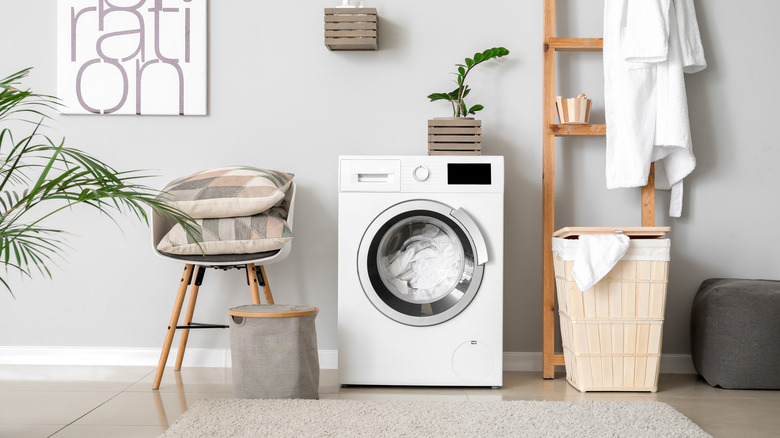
0,68,199,296
427,47,509,155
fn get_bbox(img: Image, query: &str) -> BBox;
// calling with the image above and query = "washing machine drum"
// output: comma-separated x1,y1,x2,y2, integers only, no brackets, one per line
357,200,486,326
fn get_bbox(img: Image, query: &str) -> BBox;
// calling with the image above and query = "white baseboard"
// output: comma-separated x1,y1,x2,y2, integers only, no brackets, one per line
0,346,230,367
503,352,544,372
0,347,695,374
658,354,697,374
0,347,340,369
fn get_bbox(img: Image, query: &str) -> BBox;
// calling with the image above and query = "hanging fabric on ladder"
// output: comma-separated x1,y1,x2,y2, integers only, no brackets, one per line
603,0,706,217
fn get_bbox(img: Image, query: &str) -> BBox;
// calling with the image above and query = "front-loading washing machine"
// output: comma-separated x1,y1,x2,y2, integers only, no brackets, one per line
338,155,503,387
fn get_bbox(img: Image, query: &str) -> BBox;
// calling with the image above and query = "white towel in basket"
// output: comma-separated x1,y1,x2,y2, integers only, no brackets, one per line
573,234,630,291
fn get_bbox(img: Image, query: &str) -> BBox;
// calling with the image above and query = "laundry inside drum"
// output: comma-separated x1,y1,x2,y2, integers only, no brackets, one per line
377,216,465,303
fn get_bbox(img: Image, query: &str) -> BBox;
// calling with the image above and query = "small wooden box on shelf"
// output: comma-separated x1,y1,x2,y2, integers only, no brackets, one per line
427,118,482,156
555,94,591,124
324,8,378,51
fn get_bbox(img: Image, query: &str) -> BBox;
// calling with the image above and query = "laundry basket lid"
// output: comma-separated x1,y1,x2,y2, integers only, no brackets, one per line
229,304,318,318
553,226,670,239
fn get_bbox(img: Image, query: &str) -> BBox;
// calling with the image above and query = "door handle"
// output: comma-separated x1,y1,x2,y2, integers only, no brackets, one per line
450,208,489,265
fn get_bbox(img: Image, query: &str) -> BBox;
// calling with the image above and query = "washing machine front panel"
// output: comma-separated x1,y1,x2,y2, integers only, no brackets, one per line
338,155,504,387
357,199,485,327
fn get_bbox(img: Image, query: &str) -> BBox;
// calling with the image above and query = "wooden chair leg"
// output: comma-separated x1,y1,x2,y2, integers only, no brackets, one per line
258,265,274,304
153,264,194,390
247,263,262,304
175,265,203,371
246,264,274,304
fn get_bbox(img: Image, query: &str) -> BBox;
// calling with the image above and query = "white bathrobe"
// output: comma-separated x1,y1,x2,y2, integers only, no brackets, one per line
604,0,706,217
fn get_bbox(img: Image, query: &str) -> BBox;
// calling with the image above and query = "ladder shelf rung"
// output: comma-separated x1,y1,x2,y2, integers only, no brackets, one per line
547,38,603,52
547,124,606,136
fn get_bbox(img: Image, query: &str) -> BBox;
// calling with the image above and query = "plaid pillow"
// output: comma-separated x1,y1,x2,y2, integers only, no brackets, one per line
157,206,294,255
160,166,293,219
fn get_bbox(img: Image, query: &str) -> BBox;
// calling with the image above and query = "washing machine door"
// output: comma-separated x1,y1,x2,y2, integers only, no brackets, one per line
357,199,488,326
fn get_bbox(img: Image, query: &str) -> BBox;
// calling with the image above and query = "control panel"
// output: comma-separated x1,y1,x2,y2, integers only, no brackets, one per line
340,156,503,193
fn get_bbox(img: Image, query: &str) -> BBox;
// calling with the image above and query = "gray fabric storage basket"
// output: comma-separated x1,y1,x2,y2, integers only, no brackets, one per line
229,304,319,399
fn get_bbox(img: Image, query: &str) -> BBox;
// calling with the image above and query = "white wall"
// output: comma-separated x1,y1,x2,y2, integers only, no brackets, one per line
1,0,778,361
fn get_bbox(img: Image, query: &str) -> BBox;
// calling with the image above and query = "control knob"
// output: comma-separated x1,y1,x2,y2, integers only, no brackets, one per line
412,165,430,182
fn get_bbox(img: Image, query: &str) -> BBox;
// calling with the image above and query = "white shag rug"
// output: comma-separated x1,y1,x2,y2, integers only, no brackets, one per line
160,399,712,438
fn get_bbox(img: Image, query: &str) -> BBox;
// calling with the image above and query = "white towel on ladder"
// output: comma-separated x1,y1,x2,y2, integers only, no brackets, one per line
603,0,706,217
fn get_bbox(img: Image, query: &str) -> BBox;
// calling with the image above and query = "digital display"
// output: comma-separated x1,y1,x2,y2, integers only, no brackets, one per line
447,163,492,185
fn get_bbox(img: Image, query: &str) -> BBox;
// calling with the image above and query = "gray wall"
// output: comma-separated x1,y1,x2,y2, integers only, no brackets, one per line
1,0,778,359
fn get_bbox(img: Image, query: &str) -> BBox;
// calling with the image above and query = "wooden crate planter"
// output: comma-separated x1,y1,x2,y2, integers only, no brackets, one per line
427,118,481,156
324,8,378,51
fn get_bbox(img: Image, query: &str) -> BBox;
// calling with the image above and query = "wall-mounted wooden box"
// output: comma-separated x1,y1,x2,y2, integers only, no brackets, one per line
427,118,482,156
324,8,378,51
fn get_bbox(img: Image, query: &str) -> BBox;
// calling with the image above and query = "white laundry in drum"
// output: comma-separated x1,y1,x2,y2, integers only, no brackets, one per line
382,224,464,302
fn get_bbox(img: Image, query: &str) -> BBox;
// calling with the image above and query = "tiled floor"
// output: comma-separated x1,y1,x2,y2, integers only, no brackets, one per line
0,366,778,437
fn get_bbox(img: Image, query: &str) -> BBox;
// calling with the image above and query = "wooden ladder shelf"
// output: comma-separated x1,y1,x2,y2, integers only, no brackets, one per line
541,0,657,379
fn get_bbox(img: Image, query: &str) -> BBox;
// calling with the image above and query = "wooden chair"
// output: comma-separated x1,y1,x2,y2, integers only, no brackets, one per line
149,183,296,390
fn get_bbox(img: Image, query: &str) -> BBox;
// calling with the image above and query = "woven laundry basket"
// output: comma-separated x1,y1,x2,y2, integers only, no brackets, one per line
552,227,670,392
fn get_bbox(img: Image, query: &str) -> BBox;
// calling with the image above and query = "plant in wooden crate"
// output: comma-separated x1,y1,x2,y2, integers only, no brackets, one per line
0,68,199,296
426,47,509,155
427,47,510,118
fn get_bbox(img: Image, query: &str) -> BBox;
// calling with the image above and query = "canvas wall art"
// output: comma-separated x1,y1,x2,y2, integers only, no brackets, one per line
57,0,207,115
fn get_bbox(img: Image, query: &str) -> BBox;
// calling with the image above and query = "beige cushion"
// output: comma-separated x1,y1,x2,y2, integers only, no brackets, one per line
160,166,294,219
157,206,293,255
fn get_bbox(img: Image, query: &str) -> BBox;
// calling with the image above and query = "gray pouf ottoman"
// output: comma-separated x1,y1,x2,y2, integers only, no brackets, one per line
229,304,320,399
691,278,780,389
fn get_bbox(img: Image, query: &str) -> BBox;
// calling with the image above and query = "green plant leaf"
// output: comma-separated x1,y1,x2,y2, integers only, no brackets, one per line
427,92,452,102
0,68,60,123
428,47,509,115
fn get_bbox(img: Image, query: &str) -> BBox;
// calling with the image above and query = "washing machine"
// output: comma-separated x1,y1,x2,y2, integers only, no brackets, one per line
338,155,503,387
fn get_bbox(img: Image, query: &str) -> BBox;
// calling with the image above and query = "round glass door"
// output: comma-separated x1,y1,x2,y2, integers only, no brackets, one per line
357,200,485,326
